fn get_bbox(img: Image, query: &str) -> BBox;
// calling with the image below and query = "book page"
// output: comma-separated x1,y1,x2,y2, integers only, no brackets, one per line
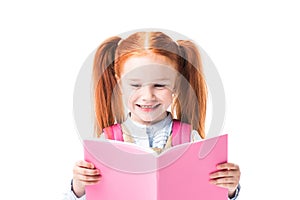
84,140,158,200
157,134,228,200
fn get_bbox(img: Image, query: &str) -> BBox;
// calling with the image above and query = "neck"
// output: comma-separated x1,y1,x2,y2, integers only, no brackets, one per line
129,112,169,126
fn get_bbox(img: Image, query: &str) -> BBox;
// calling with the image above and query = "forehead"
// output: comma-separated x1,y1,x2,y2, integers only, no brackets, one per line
121,53,177,77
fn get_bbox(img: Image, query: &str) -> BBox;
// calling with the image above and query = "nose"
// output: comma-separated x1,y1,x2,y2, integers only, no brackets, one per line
141,85,155,101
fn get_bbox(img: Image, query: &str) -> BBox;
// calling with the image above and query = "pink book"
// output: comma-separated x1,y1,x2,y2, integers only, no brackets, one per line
84,134,228,200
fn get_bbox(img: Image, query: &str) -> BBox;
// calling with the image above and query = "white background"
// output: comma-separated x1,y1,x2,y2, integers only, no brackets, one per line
1,0,299,199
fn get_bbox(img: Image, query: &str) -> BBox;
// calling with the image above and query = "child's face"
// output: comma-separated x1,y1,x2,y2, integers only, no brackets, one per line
118,53,178,125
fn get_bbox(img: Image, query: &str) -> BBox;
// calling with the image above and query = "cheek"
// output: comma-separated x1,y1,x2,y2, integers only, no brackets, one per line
122,89,138,105
159,90,173,104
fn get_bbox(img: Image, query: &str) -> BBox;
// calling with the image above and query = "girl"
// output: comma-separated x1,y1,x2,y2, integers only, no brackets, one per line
68,31,241,199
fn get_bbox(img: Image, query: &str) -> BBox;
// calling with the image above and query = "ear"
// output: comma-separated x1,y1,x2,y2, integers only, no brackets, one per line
115,74,120,81
171,92,178,106
172,93,178,99
172,87,179,98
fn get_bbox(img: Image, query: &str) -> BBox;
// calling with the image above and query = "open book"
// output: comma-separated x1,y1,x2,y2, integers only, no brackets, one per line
84,134,228,200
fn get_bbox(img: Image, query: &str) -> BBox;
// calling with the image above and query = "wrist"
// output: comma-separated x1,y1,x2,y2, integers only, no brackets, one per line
71,179,85,198
228,184,241,199
228,190,236,198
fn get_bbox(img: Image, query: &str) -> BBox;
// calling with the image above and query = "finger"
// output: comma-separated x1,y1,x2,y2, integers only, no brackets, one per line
217,163,239,170
212,182,237,191
76,160,95,169
74,178,101,186
75,174,102,183
74,166,101,176
209,177,236,185
210,170,239,179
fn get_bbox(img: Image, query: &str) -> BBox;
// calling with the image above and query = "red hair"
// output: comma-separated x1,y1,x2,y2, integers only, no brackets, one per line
93,32,207,138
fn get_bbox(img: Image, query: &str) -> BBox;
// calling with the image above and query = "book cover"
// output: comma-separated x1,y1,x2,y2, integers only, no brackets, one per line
84,134,228,200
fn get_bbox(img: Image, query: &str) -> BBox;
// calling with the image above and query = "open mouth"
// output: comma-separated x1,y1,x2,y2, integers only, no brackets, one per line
136,104,160,111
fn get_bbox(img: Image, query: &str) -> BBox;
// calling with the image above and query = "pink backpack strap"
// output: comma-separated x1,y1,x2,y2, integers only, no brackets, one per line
171,120,191,146
103,123,124,141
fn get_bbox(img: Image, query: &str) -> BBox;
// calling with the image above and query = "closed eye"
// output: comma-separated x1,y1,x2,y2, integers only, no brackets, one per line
154,84,166,88
130,84,142,88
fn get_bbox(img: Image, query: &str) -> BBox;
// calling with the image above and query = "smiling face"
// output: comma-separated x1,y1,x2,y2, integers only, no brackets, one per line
118,53,178,125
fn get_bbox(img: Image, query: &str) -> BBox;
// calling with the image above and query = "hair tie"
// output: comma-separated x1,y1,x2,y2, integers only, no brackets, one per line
175,40,179,46
117,39,123,46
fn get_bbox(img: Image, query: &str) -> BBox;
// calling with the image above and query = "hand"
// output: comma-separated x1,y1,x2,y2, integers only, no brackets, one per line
209,162,241,198
72,160,102,197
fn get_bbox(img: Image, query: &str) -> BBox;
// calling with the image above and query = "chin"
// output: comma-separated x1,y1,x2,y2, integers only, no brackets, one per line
142,114,166,124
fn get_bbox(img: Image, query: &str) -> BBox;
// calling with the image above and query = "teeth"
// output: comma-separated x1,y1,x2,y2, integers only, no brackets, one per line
140,105,155,108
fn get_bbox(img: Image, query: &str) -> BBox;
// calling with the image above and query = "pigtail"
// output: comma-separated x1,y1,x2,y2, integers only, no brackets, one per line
93,36,124,137
176,40,207,139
